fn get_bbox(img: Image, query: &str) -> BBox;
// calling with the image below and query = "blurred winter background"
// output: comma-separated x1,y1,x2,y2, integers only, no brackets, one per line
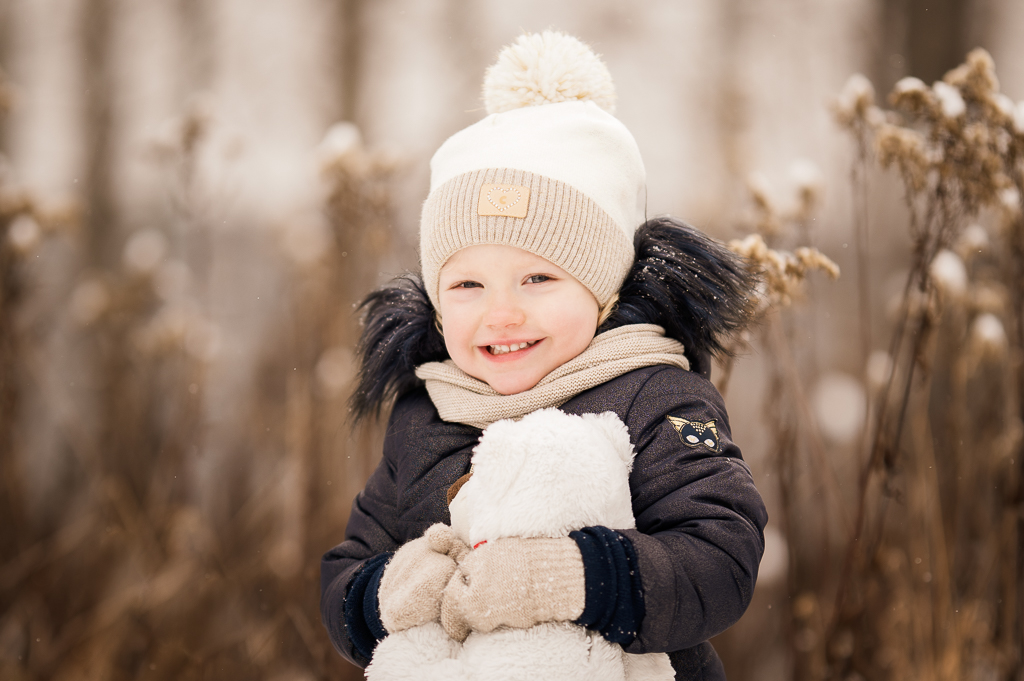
2,1,1023,680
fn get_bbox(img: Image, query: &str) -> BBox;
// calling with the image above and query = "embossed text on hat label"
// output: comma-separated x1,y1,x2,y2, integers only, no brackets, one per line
478,183,530,218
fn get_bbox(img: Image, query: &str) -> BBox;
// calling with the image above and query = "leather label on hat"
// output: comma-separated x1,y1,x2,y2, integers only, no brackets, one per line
478,183,530,218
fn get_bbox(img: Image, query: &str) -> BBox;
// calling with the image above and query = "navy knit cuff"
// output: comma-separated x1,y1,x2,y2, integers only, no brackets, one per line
363,556,389,641
343,552,393,661
570,526,645,646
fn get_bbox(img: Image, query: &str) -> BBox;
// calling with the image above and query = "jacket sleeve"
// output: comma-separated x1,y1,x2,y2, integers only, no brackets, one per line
319,389,480,668
620,367,768,655
320,441,402,667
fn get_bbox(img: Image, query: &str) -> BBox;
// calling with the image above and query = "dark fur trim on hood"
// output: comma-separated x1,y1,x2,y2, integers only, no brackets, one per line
349,275,448,422
350,218,756,422
599,217,756,377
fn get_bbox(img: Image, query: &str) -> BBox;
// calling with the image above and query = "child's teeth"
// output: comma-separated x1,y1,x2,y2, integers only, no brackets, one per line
489,341,534,355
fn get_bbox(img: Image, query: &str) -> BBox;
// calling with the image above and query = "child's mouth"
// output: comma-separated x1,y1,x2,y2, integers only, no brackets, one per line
486,340,539,356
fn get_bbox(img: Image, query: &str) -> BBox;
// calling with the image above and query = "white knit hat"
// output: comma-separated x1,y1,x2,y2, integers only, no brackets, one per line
420,31,646,308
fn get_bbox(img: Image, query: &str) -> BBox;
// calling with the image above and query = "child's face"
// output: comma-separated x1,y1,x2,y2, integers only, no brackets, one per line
438,245,600,395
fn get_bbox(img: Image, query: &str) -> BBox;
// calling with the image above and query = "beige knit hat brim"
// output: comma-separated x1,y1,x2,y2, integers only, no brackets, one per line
421,166,635,309
419,33,644,308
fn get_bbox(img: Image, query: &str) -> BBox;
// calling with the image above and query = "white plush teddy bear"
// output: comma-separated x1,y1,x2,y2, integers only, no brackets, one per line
366,408,675,681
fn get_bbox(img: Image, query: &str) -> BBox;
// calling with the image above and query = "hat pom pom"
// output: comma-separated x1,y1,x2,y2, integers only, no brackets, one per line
483,31,616,115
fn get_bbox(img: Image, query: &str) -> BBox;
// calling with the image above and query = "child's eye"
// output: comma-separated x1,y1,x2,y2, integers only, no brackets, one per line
452,281,482,289
525,274,552,284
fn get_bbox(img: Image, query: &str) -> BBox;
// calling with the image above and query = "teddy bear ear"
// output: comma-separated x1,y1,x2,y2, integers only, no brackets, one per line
580,411,635,468
446,468,473,506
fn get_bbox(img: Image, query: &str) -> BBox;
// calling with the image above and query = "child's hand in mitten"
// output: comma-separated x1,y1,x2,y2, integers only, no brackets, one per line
440,536,585,641
378,523,470,634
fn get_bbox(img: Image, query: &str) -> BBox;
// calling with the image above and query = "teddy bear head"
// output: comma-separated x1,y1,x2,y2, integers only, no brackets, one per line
449,409,636,547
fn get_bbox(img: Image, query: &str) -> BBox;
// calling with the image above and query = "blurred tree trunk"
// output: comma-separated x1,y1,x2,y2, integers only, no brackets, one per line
877,0,974,89
714,0,745,180
0,0,11,151
177,0,214,93
81,0,118,267
902,0,971,82
0,0,23,563
338,0,364,124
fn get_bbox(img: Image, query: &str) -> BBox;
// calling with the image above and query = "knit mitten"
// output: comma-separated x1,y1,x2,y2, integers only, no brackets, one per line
440,536,585,641
378,524,470,634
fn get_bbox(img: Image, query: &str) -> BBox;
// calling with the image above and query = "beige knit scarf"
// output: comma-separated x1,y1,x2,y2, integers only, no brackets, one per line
414,324,689,429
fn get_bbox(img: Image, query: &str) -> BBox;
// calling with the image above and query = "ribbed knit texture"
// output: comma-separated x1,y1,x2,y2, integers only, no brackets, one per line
343,552,393,662
363,560,389,642
420,166,635,308
440,536,586,642
414,324,689,428
570,526,645,646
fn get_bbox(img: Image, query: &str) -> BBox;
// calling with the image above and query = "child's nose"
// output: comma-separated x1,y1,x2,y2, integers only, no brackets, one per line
484,291,526,328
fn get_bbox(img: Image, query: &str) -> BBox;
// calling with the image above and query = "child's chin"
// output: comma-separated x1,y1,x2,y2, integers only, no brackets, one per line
487,373,542,396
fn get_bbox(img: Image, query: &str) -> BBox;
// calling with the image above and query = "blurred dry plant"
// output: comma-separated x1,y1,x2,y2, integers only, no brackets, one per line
147,95,242,297
0,98,222,680
212,122,396,681
2,174,64,467
761,48,1024,681
717,163,840,394
3,32,1018,681
1,94,92,681
1,62,78,471
1,162,78,520
0,66,14,115
714,158,844,681
0,74,395,676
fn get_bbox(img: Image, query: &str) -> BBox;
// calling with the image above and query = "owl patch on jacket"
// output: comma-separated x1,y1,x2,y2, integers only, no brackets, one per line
666,416,720,452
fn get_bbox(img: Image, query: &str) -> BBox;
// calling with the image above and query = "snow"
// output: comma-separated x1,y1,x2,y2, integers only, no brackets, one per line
999,186,1021,214
7,214,42,254
866,351,893,392
929,249,968,298
971,313,1008,356
789,158,824,195
958,224,989,255
812,371,866,444
836,73,875,114
894,77,928,96
993,93,1015,118
932,81,966,120
318,121,362,165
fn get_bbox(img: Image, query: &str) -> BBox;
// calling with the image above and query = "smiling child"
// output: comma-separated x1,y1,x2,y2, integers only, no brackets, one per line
321,31,767,680
437,245,600,396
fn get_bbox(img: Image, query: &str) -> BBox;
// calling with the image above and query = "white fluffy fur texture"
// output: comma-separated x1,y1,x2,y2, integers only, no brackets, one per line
450,409,636,546
366,409,674,681
483,31,616,115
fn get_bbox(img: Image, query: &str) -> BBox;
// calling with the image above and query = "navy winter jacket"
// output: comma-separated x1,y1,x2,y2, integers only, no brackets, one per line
321,363,767,680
